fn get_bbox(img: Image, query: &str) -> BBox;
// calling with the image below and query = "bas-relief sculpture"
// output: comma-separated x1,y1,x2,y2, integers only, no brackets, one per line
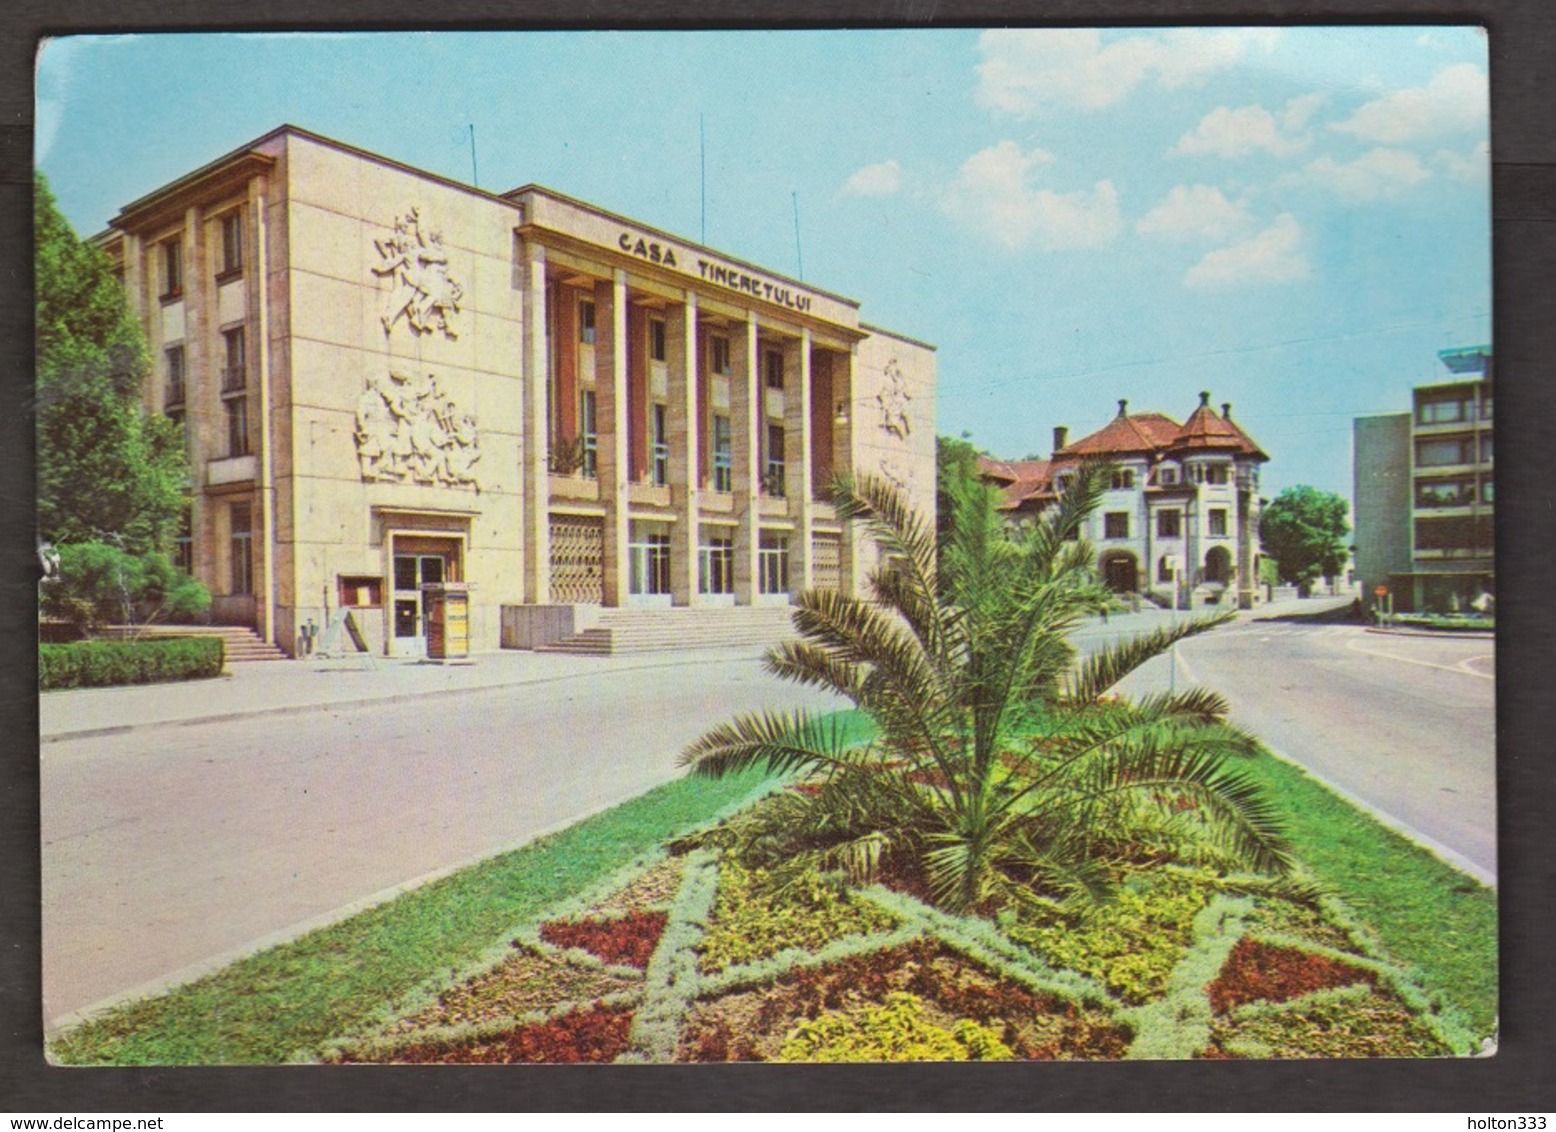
876,356,912,440
355,369,481,489
372,207,464,339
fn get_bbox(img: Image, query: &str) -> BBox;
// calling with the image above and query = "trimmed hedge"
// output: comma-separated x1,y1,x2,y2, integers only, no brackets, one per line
40,636,225,690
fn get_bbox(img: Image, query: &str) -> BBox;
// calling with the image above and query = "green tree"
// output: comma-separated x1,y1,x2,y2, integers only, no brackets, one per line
682,470,1290,915
41,542,209,636
935,433,982,587
36,172,187,556
1258,485,1350,586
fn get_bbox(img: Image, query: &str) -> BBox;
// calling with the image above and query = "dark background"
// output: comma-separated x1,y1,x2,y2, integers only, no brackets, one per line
3,0,1552,1113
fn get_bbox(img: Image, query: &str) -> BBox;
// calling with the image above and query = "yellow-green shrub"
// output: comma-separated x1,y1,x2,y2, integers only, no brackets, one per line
777,992,1013,1062
1007,872,1215,1004
696,860,894,973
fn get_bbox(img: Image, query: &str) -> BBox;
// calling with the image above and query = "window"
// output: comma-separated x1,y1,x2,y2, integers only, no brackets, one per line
699,533,735,595
1480,393,1493,420
1482,478,1494,504
221,326,246,392
1418,396,1472,425
1205,464,1230,485
764,348,785,391
1158,466,1178,486
578,299,596,346
629,529,672,596
651,404,669,487
1415,515,1493,553
164,344,186,407
759,533,789,595
710,335,731,376
1208,509,1228,537
1416,437,1472,467
765,423,786,497
1157,555,1175,583
1103,512,1129,539
1110,470,1134,490
161,238,183,300
229,502,253,595
174,506,193,575
218,211,243,278
649,318,667,363
1157,510,1181,538
1416,478,1474,508
1480,434,1493,463
225,393,250,457
711,414,732,492
580,389,598,478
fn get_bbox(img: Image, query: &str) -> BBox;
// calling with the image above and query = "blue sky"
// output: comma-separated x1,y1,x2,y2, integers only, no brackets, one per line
36,28,1490,502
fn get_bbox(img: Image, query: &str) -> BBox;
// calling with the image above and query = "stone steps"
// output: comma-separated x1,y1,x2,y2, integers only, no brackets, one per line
107,624,293,663
535,607,796,656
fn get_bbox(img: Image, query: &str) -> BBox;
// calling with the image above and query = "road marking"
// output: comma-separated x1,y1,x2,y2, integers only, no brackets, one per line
1345,637,1495,680
1459,653,1496,676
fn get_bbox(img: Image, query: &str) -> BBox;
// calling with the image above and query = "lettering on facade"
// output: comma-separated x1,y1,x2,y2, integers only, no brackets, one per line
618,232,679,268
696,258,814,313
355,369,481,489
372,207,464,339
877,357,912,438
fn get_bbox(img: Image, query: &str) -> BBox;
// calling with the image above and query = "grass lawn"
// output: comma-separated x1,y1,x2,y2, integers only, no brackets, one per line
1241,749,1498,1041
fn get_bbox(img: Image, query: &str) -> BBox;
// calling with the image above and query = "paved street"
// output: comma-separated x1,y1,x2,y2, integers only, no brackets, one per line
41,650,842,1026
1116,616,1496,884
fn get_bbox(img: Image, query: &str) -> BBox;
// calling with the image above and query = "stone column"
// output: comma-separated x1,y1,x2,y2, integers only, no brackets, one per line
787,330,814,593
669,295,700,605
521,240,551,604
598,271,631,606
837,347,863,597
732,318,760,604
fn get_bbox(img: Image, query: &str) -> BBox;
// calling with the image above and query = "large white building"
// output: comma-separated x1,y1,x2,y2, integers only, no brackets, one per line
979,393,1269,609
98,125,937,657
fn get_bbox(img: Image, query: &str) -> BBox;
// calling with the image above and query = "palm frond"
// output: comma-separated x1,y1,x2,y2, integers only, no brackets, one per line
1062,609,1238,705
680,709,854,779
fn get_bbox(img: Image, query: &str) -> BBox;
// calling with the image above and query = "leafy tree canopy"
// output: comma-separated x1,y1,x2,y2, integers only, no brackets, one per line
36,172,187,556
1258,485,1350,585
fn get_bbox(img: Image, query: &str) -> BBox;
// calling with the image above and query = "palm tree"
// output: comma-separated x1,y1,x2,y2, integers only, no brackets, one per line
681,464,1291,915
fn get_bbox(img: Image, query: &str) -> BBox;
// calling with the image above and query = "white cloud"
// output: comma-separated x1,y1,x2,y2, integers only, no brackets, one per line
1281,91,1327,132
1184,213,1309,289
975,27,1278,116
1331,63,1488,144
1172,97,1317,159
1436,139,1490,182
939,141,1120,251
1136,185,1254,243
1293,147,1432,201
840,159,903,198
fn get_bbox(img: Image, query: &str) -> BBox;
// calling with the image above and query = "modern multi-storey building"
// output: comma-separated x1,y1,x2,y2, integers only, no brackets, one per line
97,125,936,656
1353,346,1493,613
978,393,1269,609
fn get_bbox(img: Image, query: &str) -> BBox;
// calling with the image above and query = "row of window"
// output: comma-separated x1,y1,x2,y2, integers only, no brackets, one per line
1417,392,1492,426
1416,435,1493,468
159,210,244,302
1102,508,1229,540
574,392,787,496
1415,477,1494,508
1068,461,1246,495
573,298,788,392
628,531,790,597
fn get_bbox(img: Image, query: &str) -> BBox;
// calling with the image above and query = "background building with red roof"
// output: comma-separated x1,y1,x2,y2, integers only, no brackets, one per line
978,392,1269,609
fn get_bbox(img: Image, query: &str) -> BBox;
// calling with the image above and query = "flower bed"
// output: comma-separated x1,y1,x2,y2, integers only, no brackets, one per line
317,813,1469,1063
1207,937,1376,1014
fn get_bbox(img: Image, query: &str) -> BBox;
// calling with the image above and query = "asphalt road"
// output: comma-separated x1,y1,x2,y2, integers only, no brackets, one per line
1116,619,1496,884
41,655,842,1025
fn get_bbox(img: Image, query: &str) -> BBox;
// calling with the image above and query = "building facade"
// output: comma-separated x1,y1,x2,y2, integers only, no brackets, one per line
1353,346,1493,614
99,126,936,656
979,393,1268,609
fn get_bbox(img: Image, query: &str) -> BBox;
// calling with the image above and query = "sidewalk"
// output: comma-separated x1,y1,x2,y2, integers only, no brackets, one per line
39,645,772,742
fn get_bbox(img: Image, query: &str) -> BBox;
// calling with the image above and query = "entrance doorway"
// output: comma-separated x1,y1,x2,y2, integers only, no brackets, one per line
1101,552,1138,594
389,534,462,656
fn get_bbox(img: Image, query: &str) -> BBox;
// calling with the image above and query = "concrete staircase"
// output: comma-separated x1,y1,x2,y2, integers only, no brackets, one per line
535,606,797,656
114,624,292,663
